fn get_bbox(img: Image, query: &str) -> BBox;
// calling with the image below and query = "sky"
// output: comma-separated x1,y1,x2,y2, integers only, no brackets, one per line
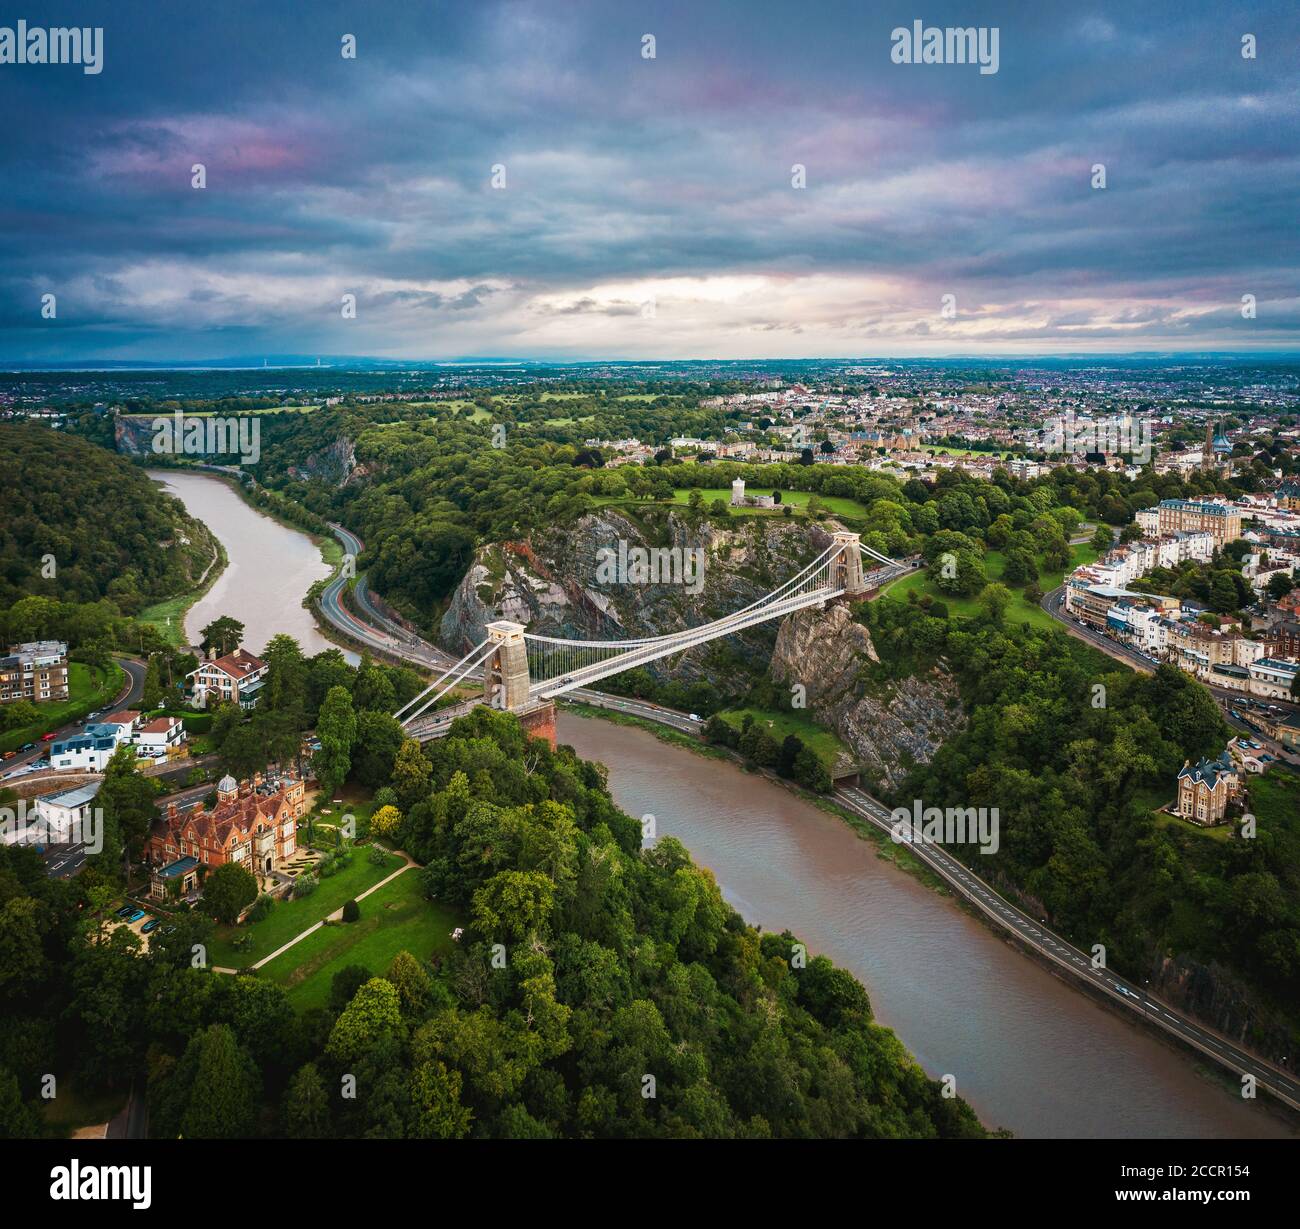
2,0,1298,362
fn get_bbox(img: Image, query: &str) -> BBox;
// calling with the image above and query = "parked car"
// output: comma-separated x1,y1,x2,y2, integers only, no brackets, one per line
40,732,57,741
1,751,14,760
115,906,135,918
141,919,161,934
19,742,36,752
125,909,145,923
162,925,177,937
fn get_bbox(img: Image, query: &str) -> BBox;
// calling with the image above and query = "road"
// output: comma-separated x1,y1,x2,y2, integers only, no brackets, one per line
313,524,1300,1112
1041,585,1300,767
1,655,146,782
834,785,1300,1114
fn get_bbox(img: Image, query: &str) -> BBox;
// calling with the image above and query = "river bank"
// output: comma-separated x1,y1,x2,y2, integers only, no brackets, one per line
558,709,1298,1140
146,469,339,658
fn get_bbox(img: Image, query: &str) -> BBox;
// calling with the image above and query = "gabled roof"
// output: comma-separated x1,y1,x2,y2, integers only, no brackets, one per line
187,648,266,682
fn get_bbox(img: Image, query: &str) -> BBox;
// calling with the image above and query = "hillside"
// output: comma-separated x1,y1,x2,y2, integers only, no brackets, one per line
0,423,218,613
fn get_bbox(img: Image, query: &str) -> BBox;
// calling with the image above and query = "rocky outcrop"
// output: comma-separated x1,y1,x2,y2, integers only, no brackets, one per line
771,603,965,792
441,507,837,684
288,436,361,486
1147,952,1298,1069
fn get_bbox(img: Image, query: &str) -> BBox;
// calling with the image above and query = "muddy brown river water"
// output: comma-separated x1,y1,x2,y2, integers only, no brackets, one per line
558,713,1297,1140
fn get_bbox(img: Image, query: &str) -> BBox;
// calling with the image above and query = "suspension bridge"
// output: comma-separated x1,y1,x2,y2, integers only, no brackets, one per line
393,531,902,743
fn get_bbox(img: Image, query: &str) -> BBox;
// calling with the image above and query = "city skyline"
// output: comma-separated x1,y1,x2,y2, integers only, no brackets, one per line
3,0,1298,361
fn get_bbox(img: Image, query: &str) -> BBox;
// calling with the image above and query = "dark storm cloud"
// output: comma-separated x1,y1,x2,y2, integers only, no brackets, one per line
1,0,1297,359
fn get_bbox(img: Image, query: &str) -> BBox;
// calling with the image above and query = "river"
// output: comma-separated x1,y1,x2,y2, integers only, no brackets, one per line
158,468,1296,1138
149,469,345,660
557,713,1297,1140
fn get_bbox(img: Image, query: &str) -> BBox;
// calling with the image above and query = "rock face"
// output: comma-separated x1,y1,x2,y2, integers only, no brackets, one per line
288,436,362,486
440,507,837,684
771,603,965,792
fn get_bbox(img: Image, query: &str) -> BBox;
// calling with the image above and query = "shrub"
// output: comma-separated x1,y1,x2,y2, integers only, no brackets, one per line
368,845,389,866
342,899,360,923
248,893,275,923
293,874,318,899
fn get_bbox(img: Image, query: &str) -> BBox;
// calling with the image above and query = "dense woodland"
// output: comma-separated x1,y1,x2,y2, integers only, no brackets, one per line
861,596,1300,1034
0,424,217,612
0,705,987,1139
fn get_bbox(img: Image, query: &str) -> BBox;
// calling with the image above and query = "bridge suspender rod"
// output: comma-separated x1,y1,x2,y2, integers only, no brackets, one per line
395,638,495,725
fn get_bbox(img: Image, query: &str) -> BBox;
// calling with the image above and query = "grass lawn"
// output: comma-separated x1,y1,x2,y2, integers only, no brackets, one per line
1152,812,1234,841
0,660,126,753
668,487,869,519
715,707,850,770
205,849,403,968
261,870,459,1012
40,1081,127,1137
921,446,1015,459
883,543,1101,631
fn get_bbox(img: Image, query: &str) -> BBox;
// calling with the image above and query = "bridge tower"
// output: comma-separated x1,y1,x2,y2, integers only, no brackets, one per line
483,620,531,710
830,532,868,596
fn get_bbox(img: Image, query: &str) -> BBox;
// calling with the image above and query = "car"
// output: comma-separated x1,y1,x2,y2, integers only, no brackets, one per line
19,742,36,752
162,925,177,937
40,732,57,741
141,919,161,934
115,905,135,918
1,751,14,760
688,713,702,722
125,909,145,923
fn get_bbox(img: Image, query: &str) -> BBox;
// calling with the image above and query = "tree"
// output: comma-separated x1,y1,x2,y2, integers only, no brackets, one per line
342,898,360,923
979,582,1013,624
282,1062,331,1138
200,616,245,657
1090,524,1115,553
1266,571,1294,600
391,739,432,811
203,862,258,924
370,804,402,840
177,1024,260,1138
326,977,405,1065
352,711,405,788
313,685,357,796
141,654,164,710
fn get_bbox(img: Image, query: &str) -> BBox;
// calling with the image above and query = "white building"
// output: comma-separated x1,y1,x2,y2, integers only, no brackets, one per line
1,782,99,846
1248,658,1299,700
133,716,185,761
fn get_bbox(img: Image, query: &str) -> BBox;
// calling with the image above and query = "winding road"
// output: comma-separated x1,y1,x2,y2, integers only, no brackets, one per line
312,523,1300,1116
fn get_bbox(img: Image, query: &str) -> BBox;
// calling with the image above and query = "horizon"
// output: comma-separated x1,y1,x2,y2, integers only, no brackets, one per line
3,1,1298,361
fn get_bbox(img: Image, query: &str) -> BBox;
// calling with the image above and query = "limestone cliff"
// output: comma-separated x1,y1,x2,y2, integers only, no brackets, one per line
440,507,838,684
771,603,965,792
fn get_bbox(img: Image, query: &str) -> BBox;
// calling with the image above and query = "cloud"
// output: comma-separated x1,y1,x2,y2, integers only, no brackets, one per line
0,0,1297,359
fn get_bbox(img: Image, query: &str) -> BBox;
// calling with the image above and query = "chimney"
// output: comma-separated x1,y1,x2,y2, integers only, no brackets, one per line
166,802,177,820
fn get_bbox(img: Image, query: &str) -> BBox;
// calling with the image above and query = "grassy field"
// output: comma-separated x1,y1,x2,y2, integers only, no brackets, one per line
922,446,1015,459
138,541,225,647
883,542,1100,631
668,487,869,519
261,870,459,1012
205,849,403,968
714,707,850,770
0,661,126,753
